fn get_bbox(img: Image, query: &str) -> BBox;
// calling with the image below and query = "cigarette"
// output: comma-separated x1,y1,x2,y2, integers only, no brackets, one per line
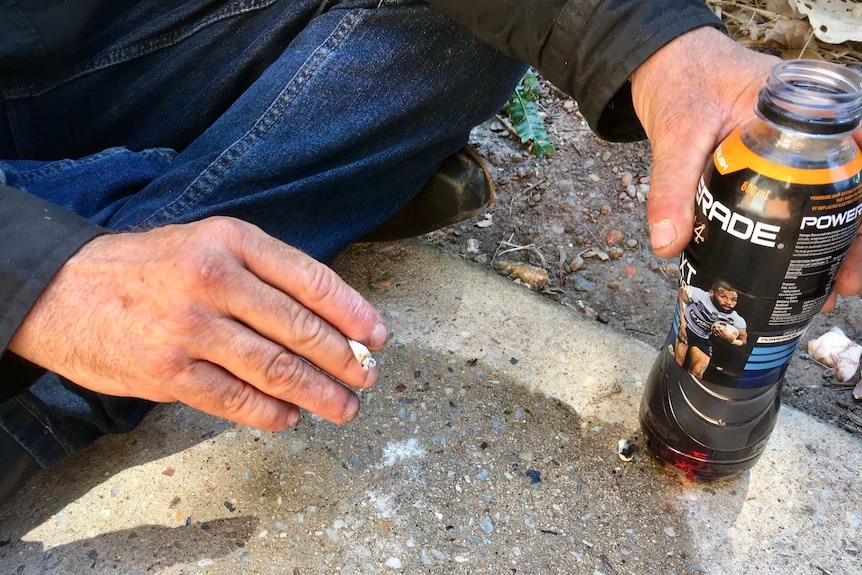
348,339,377,370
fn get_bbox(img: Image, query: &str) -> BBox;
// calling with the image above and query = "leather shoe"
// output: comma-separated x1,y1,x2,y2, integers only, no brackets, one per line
0,427,40,507
359,146,493,242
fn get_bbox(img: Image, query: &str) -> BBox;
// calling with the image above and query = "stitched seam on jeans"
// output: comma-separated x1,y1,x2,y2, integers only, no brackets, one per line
2,0,279,99
13,396,72,456
137,11,363,229
7,148,132,183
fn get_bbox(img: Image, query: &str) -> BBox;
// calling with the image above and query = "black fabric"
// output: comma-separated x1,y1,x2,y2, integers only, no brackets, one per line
0,422,41,505
0,0,122,72
428,0,725,142
0,186,107,397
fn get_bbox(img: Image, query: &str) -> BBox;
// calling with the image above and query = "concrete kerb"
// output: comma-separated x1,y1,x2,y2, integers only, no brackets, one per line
0,239,858,574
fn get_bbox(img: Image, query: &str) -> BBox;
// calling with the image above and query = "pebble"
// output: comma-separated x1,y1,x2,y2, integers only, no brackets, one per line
608,247,624,260
600,204,612,216
563,100,576,113
624,238,639,248
620,172,634,187
626,184,637,198
605,229,624,247
588,173,602,183
466,239,481,253
583,249,609,261
569,254,585,272
479,516,495,534
570,275,595,292
664,526,677,537
385,557,402,569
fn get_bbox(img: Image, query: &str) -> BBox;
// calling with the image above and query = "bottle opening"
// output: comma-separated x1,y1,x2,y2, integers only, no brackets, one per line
757,60,862,134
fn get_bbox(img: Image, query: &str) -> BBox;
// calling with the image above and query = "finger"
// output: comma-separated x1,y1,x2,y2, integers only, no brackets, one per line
211,265,377,389
192,316,365,424
173,360,302,431
820,292,837,314
231,223,388,349
833,232,862,297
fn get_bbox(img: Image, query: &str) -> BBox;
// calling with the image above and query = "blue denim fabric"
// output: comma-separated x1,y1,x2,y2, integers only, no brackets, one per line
0,0,525,466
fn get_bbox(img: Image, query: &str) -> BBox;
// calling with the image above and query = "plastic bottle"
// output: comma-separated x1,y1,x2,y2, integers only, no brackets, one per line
639,60,862,481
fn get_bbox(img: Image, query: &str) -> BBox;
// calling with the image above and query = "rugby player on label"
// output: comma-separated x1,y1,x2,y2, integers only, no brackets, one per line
674,282,748,378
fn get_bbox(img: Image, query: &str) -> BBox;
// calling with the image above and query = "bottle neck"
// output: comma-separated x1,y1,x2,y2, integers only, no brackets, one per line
755,61,862,136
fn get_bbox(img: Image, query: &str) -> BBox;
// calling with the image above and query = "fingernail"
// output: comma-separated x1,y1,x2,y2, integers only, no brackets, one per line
650,220,677,251
370,321,388,349
343,394,360,422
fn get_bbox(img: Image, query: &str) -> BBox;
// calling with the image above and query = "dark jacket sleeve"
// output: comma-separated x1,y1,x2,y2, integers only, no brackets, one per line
427,0,724,142
0,185,107,400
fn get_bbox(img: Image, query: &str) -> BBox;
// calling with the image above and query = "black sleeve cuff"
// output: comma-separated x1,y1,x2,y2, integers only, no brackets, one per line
544,0,725,142
0,186,107,398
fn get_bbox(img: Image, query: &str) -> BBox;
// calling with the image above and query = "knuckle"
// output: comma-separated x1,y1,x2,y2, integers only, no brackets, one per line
180,250,234,291
304,265,341,304
262,350,311,398
262,351,329,409
293,307,328,348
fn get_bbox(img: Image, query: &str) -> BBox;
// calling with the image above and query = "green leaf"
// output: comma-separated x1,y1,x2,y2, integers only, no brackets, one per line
506,70,556,159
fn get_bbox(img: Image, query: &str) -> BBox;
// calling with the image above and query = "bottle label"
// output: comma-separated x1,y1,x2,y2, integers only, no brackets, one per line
670,129,862,388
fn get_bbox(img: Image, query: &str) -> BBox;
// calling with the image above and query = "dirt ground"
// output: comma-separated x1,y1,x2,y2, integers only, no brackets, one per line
426,77,862,436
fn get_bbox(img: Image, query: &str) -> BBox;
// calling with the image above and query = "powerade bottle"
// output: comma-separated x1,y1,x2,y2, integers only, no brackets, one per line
639,60,862,481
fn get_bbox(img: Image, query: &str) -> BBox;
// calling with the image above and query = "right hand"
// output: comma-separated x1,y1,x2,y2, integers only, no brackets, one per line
8,216,387,430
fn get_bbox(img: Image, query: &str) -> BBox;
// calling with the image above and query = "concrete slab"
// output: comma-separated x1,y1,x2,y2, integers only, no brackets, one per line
1,240,859,575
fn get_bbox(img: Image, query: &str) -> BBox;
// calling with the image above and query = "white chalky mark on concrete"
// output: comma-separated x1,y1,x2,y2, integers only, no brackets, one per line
381,438,425,467
366,490,397,519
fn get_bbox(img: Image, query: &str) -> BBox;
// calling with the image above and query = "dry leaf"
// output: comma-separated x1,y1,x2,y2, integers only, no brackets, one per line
782,48,825,60
766,0,797,17
766,19,816,49
789,0,862,43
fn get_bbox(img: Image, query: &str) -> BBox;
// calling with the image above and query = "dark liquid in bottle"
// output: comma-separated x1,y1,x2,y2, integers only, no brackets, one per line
639,346,782,481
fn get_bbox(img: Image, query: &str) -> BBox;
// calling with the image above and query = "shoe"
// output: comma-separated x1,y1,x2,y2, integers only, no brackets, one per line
0,427,40,507
359,146,494,242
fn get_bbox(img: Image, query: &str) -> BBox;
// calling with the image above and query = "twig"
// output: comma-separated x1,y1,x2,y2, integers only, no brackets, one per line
497,244,548,269
491,230,518,263
495,114,522,140
491,231,548,269
706,1,785,21
845,410,862,428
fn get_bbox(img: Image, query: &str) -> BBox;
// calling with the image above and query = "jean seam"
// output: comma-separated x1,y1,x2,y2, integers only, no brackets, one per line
1,0,280,99
5,148,133,183
13,395,72,456
136,10,363,230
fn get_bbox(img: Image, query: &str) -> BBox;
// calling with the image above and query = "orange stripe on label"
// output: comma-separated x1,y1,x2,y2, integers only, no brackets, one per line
714,129,862,185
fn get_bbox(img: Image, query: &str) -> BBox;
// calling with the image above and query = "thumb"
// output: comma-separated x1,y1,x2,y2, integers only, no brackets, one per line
629,27,776,259
645,114,721,258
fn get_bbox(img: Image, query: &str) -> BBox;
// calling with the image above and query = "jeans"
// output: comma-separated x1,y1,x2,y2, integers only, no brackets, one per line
0,0,524,466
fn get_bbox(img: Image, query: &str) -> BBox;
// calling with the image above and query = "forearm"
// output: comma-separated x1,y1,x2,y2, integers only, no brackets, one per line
0,186,107,399
427,0,724,141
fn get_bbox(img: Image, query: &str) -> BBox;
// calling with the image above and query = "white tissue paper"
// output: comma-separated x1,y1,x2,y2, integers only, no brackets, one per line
807,326,862,384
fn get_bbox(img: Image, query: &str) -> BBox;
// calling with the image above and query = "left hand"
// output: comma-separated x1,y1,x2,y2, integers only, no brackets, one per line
629,26,778,258
630,26,862,310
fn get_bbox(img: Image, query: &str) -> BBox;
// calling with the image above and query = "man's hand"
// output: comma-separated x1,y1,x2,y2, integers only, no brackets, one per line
630,27,778,257
631,26,862,307
8,217,388,430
